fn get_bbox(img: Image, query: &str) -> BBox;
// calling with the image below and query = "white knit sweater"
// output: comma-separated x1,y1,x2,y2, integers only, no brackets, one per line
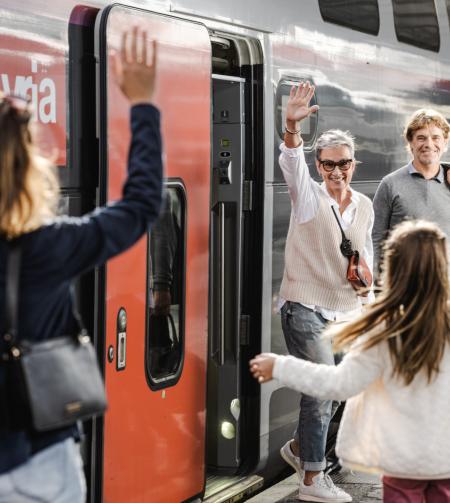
273,339,450,479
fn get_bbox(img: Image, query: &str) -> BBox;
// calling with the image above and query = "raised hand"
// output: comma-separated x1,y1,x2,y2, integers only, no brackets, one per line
285,81,319,124
249,353,277,383
113,27,157,105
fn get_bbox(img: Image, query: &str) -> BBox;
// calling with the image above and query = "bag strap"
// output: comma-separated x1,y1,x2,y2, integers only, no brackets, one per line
330,205,354,258
69,286,88,337
5,242,22,345
4,242,87,349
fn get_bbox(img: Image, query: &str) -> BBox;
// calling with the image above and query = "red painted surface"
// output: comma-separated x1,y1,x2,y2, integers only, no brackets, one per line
101,7,210,503
0,33,66,165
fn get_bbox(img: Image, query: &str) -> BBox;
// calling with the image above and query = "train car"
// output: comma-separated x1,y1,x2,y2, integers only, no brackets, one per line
1,0,450,501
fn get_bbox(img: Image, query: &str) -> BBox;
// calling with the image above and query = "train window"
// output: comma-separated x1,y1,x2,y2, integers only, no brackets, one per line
275,79,318,149
318,0,380,35
392,0,440,52
145,183,186,389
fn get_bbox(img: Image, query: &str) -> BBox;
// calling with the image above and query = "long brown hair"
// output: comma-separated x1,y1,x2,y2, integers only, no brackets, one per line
0,94,59,238
332,220,450,385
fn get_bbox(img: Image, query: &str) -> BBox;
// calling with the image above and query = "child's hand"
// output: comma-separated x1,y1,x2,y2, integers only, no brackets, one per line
249,353,277,383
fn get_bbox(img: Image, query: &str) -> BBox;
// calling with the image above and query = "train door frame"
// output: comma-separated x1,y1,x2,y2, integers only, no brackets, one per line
94,5,211,502
68,7,102,500
206,32,265,476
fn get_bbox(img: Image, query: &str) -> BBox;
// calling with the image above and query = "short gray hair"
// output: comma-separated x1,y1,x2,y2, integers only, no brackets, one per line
315,129,356,160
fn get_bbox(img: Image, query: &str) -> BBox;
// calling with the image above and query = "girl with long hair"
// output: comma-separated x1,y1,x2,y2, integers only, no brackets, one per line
0,28,162,503
250,220,450,502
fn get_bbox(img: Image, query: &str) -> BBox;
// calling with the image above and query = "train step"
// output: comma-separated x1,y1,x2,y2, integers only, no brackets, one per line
203,474,264,502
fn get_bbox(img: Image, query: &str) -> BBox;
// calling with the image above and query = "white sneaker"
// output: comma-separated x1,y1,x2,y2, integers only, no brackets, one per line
280,440,304,481
298,472,352,502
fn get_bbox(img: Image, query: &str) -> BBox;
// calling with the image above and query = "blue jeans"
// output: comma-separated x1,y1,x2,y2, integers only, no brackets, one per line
0,438,86,503
281,301,335,471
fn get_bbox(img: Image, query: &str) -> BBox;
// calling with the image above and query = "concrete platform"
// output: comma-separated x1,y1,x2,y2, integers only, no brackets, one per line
245,469,382,502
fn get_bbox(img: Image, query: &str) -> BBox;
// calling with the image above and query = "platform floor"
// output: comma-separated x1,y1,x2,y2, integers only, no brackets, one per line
245,468,382,502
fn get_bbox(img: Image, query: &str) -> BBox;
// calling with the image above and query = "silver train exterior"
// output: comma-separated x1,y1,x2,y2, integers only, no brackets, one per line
1,0,449,501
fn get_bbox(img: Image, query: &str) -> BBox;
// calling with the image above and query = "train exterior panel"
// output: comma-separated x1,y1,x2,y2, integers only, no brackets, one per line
1,1,449,501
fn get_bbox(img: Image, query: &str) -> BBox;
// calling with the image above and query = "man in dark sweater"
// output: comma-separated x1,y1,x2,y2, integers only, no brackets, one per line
373,109,450,271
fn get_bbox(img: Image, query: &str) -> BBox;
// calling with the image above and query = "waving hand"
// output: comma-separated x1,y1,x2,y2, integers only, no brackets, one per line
286,81,319,124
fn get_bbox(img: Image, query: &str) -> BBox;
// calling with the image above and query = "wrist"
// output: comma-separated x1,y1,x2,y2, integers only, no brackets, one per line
285,124,301,135
286,119,300,130
129,98,153,107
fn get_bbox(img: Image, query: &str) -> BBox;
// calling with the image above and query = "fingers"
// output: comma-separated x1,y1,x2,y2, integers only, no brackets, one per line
250,363,268,383
121,27,154,65
292,81,315,102
131,26,138,62
249,361,262,377
249,357,266,382
141,30,147,65
121,31,128,64
150,40,157,70
305,83,315,103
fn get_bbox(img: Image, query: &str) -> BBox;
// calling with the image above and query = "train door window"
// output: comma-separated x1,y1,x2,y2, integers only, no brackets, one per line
275,78,318,149
318,0,380,35
146,183,186,389
392,0,440,52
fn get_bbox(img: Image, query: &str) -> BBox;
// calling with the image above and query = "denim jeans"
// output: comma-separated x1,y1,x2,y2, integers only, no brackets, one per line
281,301,335,471
0,438,86,503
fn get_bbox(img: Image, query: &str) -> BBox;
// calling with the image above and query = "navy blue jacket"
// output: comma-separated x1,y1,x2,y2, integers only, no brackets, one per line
0,104,163,473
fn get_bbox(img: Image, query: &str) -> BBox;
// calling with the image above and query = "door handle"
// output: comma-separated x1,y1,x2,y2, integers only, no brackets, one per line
218,202,225,366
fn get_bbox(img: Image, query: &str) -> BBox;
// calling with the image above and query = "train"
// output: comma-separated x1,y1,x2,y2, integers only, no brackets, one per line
1,0,450,501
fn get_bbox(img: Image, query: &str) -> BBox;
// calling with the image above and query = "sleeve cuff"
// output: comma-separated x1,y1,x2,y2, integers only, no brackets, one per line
279,142,304,157
131,103,160,119
273,355,288,380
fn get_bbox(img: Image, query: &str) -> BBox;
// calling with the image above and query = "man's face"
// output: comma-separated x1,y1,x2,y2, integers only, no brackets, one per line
316,145,356,192
409,125,448,168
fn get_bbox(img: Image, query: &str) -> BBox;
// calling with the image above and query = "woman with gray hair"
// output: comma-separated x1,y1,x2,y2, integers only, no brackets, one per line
276,82,373,503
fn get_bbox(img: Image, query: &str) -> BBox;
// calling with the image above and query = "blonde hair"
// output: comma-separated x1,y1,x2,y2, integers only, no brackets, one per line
404,108,450,142
0,95,59,238
332,220,450,385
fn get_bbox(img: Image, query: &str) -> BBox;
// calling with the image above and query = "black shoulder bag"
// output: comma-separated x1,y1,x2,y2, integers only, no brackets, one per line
331,205,372,293
2,243,107,432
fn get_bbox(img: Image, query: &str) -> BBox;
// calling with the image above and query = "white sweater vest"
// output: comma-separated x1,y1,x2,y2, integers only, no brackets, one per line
280,190,372,311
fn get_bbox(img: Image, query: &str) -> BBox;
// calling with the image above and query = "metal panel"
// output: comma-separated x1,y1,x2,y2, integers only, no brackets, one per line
207,76,245,471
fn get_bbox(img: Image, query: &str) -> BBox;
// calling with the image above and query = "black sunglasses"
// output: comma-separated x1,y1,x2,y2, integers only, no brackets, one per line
318,159,354,172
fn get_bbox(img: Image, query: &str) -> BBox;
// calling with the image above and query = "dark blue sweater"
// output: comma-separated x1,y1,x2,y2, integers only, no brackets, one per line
0,104,163,473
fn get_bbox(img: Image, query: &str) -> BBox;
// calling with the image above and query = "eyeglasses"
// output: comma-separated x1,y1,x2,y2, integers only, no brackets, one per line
0,94,31,122
318,159,354,172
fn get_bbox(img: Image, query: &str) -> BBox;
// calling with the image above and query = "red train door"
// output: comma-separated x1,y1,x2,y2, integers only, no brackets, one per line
95,6,211,502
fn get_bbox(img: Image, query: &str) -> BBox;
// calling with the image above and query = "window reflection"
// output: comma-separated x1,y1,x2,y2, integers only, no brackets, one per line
147,186,185,384
392,0,440,52
318,0,380,35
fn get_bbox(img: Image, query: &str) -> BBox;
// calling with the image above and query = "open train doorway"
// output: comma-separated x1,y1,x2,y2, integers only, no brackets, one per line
205,33,265,502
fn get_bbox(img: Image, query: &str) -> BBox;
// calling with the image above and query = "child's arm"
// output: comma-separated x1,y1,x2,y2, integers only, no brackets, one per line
250,345,383,401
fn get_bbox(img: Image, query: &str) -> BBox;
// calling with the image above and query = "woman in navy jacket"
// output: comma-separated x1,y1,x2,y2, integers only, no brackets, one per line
0,28,163,502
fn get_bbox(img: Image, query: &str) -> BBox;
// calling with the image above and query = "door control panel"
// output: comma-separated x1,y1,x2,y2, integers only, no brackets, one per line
116,307,127,371
218,160,232,184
